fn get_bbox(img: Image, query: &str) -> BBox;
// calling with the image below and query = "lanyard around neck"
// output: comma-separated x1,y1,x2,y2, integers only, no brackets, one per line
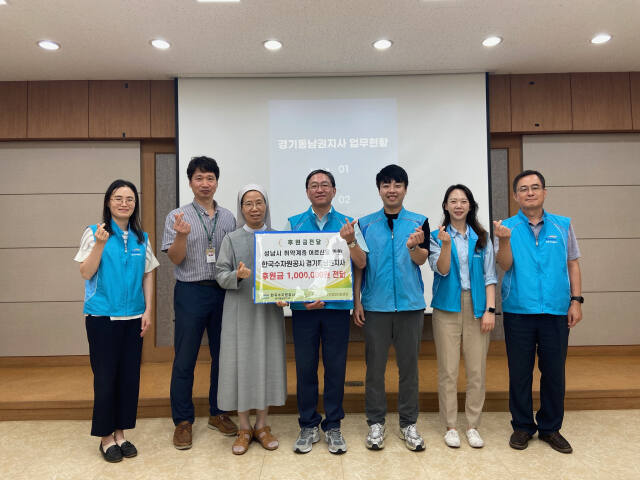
193,204,218,247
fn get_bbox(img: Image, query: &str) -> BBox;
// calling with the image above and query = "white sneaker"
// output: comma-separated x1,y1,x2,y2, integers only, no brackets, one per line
399,424,425,451
466,428,484,448
365,423,386,450
444,429,461,448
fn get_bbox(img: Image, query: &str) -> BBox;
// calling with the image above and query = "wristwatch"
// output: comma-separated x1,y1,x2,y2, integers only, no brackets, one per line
570,296,584,304
347,240,357,249
487,307,496,313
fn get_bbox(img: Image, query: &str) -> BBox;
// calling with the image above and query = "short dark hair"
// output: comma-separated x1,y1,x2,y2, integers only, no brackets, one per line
376,164,408,189
512,169,545,193
305,169,336,189
187,156,219,181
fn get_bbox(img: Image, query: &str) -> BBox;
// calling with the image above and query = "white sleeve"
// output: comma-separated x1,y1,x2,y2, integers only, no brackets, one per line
73,228,95,263
353,222,369,253
145,238,160,273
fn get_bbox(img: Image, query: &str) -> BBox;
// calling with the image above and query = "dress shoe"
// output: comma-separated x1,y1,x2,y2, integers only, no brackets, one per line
539,431,573,454
208,414,238,436
509,430,532,450
173,421,192,450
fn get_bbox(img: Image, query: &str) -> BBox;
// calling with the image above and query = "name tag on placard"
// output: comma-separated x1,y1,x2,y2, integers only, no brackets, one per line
206,247,216,264
254,231,353,304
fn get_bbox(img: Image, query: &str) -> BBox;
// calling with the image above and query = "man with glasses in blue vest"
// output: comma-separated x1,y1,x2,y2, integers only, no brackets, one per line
494,169,583,454
286,169,367,455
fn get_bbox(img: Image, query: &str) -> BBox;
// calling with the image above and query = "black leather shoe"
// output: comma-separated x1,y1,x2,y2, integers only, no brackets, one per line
99,443,123,463
539,431,573,454
118,440,138,458
509,430,533,450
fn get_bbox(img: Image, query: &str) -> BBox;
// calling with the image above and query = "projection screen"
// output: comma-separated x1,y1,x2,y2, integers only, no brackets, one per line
177,74,489,309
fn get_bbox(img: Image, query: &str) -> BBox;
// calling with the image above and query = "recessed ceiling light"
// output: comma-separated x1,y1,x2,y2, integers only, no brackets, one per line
0,1,8,5
482,36,502,47
263,39,282,51
37,40,61,51
591,33,612,44
151,39,171,50
373,39,393,50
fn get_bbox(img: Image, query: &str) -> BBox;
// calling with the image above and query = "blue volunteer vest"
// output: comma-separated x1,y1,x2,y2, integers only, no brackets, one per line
501,210,571,315
83,220,148,317
430,225,487,319
359,207,427,312
288,206,354,310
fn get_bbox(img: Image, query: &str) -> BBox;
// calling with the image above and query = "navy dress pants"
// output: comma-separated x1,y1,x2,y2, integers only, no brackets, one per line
503,312,569,435
170,280,226,425
86,315,143,437
292,308,350,431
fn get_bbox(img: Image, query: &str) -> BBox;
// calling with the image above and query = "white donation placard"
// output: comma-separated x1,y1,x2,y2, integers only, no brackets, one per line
254,232,353,304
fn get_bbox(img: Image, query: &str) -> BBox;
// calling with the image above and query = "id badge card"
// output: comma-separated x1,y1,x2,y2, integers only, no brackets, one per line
206,247,216,264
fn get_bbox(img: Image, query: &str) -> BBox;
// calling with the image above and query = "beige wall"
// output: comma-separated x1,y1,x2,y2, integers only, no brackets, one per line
0,142,140,356
523,133,640,345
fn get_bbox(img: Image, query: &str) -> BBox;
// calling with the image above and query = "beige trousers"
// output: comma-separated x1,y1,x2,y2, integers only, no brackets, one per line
432,291,490,429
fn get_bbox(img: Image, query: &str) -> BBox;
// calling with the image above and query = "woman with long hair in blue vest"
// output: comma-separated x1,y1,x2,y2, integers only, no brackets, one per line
428,184,497,449
74,179,159,462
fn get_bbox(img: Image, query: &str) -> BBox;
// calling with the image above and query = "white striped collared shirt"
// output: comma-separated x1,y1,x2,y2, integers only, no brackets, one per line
162,201,236,282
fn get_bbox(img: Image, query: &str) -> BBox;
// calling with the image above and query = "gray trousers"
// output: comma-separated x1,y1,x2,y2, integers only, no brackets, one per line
364,310,424,428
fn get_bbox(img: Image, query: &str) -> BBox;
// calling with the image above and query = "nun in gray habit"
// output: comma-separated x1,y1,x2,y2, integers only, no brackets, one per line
216,184,287,455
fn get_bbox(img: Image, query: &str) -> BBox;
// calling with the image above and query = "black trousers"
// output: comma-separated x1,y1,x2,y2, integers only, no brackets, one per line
86,315,143,437
292,309,350,431
503,312,569,435
170,280,226,425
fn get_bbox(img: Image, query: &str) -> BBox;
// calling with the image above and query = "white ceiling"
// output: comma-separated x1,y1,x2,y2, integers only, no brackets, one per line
1,0,639,81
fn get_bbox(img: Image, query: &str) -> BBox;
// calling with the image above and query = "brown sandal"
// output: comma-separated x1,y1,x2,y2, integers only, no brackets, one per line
232,428,253,455
253,426,279,451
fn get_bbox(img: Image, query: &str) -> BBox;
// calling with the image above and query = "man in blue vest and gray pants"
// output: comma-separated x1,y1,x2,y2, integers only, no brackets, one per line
353,164,430,451
494,169,583,454
287,169,367,454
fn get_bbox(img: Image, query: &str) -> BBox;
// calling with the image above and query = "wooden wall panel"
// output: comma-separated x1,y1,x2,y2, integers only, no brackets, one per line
522,134,640,186
577,239,640,293
0,303,88,356
140,140,175,362
0,248,84,302
27,81,88,138
544,186,640,239
0,141,140,194
0,194,102,248
571,73,632,131
0,142,141,358
0,82,28,139
489,75,511,133
510,74,572,132
631,72,640,130
150,80,175,138
89,80,150,138
490,134,522,215
570,292,640,345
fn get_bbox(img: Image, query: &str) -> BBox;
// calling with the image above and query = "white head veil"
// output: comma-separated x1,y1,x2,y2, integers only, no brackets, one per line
236,183,271,229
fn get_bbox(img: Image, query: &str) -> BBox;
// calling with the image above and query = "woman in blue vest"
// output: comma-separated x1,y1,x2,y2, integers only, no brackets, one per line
428,184,497,449
74,179,159,463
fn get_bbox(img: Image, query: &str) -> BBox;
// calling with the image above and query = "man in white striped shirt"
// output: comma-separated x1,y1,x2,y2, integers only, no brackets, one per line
162,156,238,450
